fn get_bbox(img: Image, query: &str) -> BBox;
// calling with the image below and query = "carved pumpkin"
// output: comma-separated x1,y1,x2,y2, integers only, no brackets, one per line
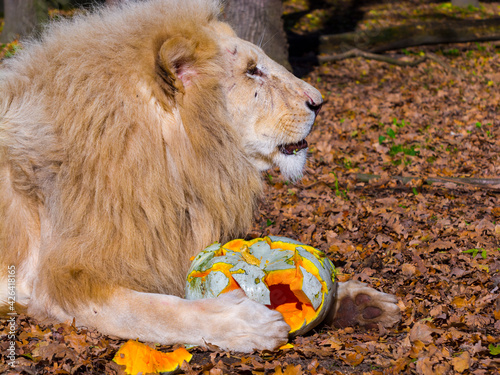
185,236,336,336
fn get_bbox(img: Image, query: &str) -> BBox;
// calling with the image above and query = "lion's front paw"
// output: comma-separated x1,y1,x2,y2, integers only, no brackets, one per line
197,290,290,352
327,280,401,329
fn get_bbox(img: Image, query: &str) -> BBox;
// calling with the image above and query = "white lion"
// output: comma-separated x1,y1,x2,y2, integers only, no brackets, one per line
0,0,399,352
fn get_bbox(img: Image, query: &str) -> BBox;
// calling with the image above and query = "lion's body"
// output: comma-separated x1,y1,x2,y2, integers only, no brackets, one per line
0,0,399,352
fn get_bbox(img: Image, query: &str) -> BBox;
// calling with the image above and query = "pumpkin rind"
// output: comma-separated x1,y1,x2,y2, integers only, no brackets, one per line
185,236,336,336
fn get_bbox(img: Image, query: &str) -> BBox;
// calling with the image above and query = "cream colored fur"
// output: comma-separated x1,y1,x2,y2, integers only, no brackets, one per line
0,0,399,352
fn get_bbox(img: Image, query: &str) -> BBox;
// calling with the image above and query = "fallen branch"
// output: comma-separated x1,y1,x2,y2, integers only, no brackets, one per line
355,174,500,190
319,18,500,55
318,48,424,66
318,48,464,77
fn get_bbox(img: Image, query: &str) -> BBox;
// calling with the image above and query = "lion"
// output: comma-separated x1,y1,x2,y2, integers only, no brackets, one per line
0,0,400,352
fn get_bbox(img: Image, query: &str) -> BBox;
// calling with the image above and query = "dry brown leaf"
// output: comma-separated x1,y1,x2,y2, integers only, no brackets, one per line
428,240,454,251
416,357,436,375
494,225,500,238
274,364,303,375
494,310,500,320
451,351,471,373
32,342,77,362
340,351,364,366
65,332,88,353
474,219,495,234
451,296,474,309
401,263,417,277
409,322,435,345
410,340,426,358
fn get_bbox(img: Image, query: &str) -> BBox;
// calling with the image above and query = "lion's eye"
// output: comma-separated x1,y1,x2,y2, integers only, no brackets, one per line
246,62,264,78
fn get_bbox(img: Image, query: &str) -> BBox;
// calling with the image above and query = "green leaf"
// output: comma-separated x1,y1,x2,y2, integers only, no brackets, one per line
393,118,406,128
463,248,481,257
489,344,500,356
389,144,403,156
386,128,396,139
404,145,419,156
378,135,386,143
443,48,460,56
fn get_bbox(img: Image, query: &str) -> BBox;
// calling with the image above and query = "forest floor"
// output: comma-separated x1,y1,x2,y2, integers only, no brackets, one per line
1,1,500,374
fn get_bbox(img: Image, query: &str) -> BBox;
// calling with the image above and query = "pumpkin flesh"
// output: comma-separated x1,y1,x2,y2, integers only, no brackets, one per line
264,257,324,333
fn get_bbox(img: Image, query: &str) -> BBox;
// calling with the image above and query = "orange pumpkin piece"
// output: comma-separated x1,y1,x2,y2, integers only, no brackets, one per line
113,340,192,375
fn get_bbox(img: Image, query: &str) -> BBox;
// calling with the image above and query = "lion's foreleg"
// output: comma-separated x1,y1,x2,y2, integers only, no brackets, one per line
34,288,290,353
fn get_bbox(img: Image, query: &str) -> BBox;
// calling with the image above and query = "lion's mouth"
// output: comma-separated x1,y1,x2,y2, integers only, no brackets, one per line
278,139,308,155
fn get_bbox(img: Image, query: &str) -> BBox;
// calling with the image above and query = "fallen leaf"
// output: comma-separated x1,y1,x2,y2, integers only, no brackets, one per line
416,356,436,375
401,263,416,277
275,364,303,375
409,322,435,345
340,351,364,366
451,296,473,309
451,351,470,373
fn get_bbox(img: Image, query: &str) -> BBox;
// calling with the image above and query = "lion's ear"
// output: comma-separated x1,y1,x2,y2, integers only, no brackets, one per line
156,36,203,94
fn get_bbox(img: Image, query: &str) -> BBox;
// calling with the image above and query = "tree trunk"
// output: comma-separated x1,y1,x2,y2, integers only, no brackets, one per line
223,0,291,70
1,0,48,43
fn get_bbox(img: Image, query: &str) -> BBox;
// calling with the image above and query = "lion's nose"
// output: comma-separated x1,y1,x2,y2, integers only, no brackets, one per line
306,99,323,117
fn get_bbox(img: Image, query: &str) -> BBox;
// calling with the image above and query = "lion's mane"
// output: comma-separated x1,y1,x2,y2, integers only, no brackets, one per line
0,0,261,311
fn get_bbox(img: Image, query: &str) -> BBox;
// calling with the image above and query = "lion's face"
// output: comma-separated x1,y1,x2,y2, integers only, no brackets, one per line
156,21,322,181
214,25,323,180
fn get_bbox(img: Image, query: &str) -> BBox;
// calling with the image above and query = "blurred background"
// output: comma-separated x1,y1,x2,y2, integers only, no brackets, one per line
2,0,500,72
